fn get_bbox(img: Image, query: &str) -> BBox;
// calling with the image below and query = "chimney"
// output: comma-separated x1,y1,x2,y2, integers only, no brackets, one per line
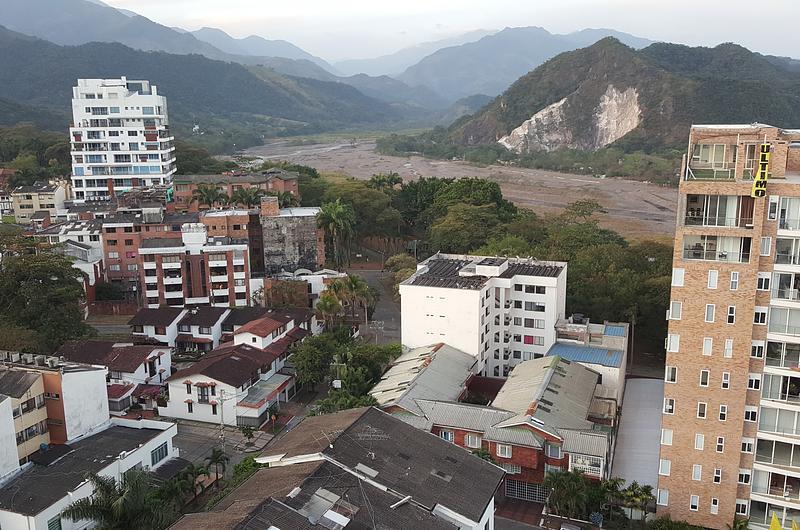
260,195,279,218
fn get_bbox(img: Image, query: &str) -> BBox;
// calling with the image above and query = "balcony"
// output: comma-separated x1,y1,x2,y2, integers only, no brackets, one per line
755,439,800,467
683,193,754,228
682,235,751,263
212,289,229,297
164,290,184,298
569,455,604,478
767,343,800,371
210,275,228,283
685,165,736,181
161,262,182,269
163,276,182,285
760,405,800,437
684,214,754,228
762,373,800,404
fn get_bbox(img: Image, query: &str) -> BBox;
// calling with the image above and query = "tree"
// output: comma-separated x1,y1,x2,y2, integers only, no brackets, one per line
289,334,340,390
561,199,603,223
191,183,229,209
368,173,402,192
315,291,343,330
61,470,171,530
428,203,502,253
274,191,299,208
179,463,209,503
544,470,589,520
727,518,750,530
174,140,237,174
473,235,533,257
472,447,496,464
205,447,230,485
323,180,404,237
239,425,255,446
0,247,93,352
310,390,378,415
622,480,655,521
385,253,416,272
317,199,356,268
230,187,264,208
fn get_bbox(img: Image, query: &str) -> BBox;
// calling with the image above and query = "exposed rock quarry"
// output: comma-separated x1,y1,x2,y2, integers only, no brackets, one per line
498,84,641,153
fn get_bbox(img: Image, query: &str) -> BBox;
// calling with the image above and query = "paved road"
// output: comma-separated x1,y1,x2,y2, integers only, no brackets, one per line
171,419,272,469
349,269,401,345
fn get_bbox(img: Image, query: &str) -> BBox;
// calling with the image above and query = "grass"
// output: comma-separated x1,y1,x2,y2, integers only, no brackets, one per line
2,215,16,224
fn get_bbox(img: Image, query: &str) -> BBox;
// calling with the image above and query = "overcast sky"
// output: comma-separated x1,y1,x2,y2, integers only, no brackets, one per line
104,0,799,62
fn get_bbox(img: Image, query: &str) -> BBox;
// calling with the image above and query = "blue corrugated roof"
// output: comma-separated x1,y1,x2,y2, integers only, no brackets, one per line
546,343,623,368
604,325,626,337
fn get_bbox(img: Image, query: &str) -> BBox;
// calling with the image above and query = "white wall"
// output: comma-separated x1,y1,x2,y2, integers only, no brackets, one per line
0,398,20,481
62,369,110,442
161,379,239,427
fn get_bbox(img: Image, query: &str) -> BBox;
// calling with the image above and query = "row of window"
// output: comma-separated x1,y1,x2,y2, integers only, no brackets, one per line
663,397,758,422
664,366,761,390
513,284,547,294
438,429,513,457
655,488,748,516
669,300,767,325
660,428,754,459
672,267,770,290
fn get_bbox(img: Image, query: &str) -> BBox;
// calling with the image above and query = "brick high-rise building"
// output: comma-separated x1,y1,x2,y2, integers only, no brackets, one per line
658,124,800,528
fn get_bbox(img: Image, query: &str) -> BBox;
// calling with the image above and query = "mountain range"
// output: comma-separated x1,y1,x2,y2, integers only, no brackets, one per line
449,38,800,153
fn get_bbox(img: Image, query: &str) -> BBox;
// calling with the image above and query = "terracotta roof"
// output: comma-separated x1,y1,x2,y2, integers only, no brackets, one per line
233,315,284,338
57,341,164,373
179,307,228,327
286,327,310,341
107,384,134,400
128,307,185,327
176,334,213,343
133,384,164,398
168,344,280,388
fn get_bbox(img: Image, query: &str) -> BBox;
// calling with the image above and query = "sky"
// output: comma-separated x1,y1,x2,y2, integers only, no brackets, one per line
103,0,800,62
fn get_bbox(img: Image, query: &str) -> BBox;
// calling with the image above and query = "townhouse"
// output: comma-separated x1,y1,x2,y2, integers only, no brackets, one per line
171,169,299,210
11,182,67,224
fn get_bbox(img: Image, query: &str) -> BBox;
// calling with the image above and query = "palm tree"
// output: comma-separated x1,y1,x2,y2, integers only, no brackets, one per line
368,173,402,192
317,199,356,268
192,183,229,209
274,191,299,208
179,463,209,503
727,517,750,530
61,470,169,530
544,470,588,519
205,447,230,486
155,477,191,511
601,477,625,524
315,291,342,330
622,481,655,521
231,187,265,208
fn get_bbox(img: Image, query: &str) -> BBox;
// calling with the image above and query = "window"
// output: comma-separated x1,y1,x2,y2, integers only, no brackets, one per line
107,239,117,246
721,372,730,389
439,430,454,443
667,334,680,353
524,302,545,312
663,398,675,414
211,403,217,415
703,337,713,356
690,495,699,511
497,444,512,458
185,383,191,394
670,301,682,320
513,317,522,326
657,489,669,506
672,268,685,287
723,339,733,359
741,438,754,453
761,236,772,256
744,407,758,422
738,469,751,484
727,306,736,324
697,402,707,419
47,516,62,530
716,436,724,453
754,306,768,325
198,326,212,335
465,433,482,448
107,251,119,259
708,270,718,289
150,442,168,466
705,304,715,322
769,196,779,220
730,271,739,290
661,428,673,445
109,264,120,271
187,402,193,413
692,464,702,481
545,443,562,459
695,433,704,450
699,370,709,386
736,500,749,516
752,341,765,358
711,498,719,515
748,373,761,390
127,264,138,271
719,404,727,421
665,366,677,383
659,459,671,476
757,272,771,291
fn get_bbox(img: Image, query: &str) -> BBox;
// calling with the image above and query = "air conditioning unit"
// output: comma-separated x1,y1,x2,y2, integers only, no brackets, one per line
47,358,59,368
10,353,20,363
22,354,35,365
35,355,46,366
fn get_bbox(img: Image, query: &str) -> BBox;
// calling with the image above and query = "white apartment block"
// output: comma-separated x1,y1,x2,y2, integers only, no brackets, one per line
399,254,567,377
70,77,176,201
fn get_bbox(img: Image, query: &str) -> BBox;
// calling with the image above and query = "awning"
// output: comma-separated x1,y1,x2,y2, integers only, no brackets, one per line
176,334,213,343
133,384,164,399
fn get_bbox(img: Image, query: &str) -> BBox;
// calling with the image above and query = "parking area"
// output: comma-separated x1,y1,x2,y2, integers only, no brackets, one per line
170,419,273,468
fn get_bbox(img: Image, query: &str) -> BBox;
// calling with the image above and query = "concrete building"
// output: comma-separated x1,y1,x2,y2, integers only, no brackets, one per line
129,307,187,346
69,77,176,200
0,418,178,530
201,208,264,275
259,196,324,275
11,182,67,224
400,254,567,377
171,169,299,210
160,310,310,427
657,124,800,529
174,307,230,353
101,207,197,295
0,370,48,466
0,397,21,483
139,223,250,308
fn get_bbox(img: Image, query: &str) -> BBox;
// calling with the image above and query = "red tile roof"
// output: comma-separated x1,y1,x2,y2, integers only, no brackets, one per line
176,334,213,343
107,384,134,400
57,341,164,373
233,315,284,338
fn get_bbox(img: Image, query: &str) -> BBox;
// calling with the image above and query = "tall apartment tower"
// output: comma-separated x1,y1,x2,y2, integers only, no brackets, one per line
69,77,176,201
658,124,800,529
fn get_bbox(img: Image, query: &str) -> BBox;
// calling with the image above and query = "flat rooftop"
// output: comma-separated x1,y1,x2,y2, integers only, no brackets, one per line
0,426,163,516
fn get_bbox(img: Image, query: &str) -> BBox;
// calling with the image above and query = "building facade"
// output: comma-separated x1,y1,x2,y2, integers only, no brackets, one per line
400,254,567,377
259,196,324,275
11,182,67,224
138,223,250,308
171,169,299,210
658,124,800,528
0,370,49,466
70,77,176,200
201,209,265,275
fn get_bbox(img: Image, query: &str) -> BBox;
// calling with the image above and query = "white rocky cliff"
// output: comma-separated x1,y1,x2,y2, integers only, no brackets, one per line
498,84,641,153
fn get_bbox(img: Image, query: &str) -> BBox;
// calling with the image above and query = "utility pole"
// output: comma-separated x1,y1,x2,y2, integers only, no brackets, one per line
219,389,227,452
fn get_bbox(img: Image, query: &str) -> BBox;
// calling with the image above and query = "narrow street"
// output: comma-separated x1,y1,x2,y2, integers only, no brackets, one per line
348,268,401,345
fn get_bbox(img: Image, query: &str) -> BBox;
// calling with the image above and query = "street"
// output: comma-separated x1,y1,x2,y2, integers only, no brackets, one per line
349,269,401,344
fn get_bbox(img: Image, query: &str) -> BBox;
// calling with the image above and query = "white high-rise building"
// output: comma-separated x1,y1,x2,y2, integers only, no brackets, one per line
69,77,176,201
399,253,567,377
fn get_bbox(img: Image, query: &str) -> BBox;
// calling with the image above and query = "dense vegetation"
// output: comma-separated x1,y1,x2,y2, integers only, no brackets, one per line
380,38,800,183
0,125,70,187
298,171,670,351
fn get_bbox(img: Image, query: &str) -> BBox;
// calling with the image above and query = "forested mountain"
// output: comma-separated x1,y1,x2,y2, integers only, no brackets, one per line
398,27,653,102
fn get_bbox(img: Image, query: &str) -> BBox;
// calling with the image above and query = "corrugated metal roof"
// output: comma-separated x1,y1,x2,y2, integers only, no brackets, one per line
546,343,623,368
604,325,626,337
560,429,609,458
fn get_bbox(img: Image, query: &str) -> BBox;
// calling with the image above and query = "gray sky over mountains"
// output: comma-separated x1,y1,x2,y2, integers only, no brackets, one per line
104,0,800,62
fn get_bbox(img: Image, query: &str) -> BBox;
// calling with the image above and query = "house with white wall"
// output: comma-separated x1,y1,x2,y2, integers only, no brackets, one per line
175,306,230,353
400,254,567,377
129,307,187,346
0,418,178,530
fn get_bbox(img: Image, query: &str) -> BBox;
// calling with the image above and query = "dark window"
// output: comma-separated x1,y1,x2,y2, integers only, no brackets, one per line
211,404,217,415
187,402,193,413
185,383,191,394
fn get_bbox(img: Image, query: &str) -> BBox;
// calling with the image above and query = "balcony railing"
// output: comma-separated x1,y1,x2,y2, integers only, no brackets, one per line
766,351,800,369
751,483,800,501
683,247,750,263
684,214,753,228
759,421,800,437
780,219,800,231
686,165,736,181
776,253,800,265
768,323,800,335
762,392,800,404
773,288,800,302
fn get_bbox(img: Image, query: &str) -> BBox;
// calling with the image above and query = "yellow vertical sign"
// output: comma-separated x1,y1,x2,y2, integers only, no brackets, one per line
751,143,771,198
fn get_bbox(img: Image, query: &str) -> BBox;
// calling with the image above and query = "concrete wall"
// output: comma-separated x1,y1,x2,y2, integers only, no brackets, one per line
0,398,20,480
161,378,238,427
62,369,110,442
261,214,322,274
